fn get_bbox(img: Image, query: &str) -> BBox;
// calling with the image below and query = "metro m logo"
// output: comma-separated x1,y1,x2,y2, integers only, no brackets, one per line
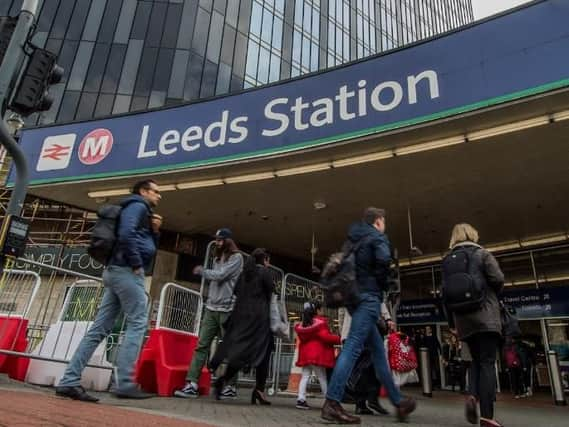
78,128,114,165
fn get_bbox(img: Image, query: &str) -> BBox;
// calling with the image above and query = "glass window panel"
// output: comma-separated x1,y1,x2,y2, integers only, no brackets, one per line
301,36,310,68
114,0,137,44
258,47,270,83
177,0,199,49
226,0,239,28
245,41,259,79
303,3,311,32
98,0,122,43
272,17,283,50
183,53,204,101
232,33,248,78
261,8,273,44
200,60,218,98
238,0,252,34
206,11,224,63
149,90,166,108
153,49,175,92
168,50,190,98
220,26,236,65
310,42,318,71
83,43,110,93
94,94,115,118
130,0,152,40
162,3,183,48
112,94,131,114
31,31,48,48
130,96,148,112
101,44,127,93
230,74,243,92
75,92,98,121
200,0,213,12
40,83,65,124
57,91,81,123
269,53,280,83
117,39,144,95
50,0,74,39
134,47,159,96
292,31,301,63
66,0,91,41
37,0,60,32
213,0,226,13
312,8,319,39
56,40,79,82
192,8,210,56
215,62,231,95
275,0,285,14
291,67,300,78
66,41,94,91
251,1,263,37
146,2,168,47
294,0,303,27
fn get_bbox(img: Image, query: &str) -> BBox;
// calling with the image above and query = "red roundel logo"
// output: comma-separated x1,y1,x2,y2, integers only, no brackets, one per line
78,128,114,165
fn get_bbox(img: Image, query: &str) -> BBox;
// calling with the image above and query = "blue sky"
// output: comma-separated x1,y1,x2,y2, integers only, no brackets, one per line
472,0,533,19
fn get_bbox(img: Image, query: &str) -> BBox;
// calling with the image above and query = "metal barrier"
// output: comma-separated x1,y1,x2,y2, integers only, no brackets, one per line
156,282,202,335
0,268,41,318
275,273,339,395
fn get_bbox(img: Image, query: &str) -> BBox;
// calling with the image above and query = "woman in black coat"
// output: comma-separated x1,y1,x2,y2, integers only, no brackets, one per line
443,223,504,427
209,248,275,405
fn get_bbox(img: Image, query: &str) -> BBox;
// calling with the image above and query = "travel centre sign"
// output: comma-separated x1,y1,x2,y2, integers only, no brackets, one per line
7,0,569,186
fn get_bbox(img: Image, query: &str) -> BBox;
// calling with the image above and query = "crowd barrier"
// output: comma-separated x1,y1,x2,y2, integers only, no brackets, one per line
136,282,210,396
0,258,147,391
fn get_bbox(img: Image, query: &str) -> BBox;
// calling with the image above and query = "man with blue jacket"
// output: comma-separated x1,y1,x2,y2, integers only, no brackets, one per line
56,179,162,402
321,207,416,424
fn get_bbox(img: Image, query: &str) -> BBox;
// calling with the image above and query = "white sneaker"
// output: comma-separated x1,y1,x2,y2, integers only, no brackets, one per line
220,385,237,400
174,382,199,398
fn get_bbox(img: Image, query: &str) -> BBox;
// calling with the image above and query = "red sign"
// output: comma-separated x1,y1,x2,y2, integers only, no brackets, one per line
78,128,113,165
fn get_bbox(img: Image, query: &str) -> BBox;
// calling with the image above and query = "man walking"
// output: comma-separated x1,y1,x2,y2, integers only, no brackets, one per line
56,179,162,402
174,228,243,399
322,207,416,424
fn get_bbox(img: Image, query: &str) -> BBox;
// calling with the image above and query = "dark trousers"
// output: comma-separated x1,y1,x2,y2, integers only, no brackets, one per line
510,367,525,396
464,332,500,419
223,348,272,391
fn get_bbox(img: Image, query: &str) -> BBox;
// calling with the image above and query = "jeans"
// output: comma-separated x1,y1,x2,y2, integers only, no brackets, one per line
464,332,500,419
326,293,401,406
58,266,148,391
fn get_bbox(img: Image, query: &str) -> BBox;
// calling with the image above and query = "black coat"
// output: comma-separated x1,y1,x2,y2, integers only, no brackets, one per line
210,265,275,369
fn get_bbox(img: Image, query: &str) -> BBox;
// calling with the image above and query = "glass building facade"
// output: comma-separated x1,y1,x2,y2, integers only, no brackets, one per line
2,0,473,126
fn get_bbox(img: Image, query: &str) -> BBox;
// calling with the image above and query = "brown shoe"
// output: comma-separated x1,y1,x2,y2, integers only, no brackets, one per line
396,397,417,422
480,418,504,427
321,399,361,424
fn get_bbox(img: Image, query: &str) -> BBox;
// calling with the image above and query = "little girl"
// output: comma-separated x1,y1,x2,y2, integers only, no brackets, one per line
294,300,341,409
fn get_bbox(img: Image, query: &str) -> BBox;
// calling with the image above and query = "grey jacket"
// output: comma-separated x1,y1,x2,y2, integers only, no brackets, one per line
445,242,504,341
204,252,244,312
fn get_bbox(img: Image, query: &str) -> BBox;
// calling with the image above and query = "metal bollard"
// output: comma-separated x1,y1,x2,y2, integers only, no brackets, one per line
547,350,567,406
419,347,432,397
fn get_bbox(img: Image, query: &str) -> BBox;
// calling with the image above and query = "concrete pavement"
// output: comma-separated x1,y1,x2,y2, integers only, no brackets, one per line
1,375,567,426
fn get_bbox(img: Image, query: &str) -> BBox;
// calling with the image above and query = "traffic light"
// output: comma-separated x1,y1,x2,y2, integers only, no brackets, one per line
9,47,64,116
0,16,17,66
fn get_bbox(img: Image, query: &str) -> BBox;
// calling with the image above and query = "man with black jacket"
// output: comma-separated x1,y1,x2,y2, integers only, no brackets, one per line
321,207,416,424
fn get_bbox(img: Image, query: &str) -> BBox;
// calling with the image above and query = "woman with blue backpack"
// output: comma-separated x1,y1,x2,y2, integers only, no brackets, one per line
442,223,505,427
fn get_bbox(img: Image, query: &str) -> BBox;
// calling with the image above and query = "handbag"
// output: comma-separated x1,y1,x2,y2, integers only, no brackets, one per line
388,332,418,373
270,293,290,340
500,301,521,338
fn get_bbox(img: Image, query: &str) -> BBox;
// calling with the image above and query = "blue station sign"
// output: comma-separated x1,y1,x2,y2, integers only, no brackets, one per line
8,0,569,186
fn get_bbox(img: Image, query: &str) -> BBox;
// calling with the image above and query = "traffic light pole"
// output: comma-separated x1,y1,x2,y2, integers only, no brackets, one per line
0,0,39,216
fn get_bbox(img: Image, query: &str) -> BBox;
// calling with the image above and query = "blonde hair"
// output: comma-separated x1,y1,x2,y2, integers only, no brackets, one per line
449,223,479,248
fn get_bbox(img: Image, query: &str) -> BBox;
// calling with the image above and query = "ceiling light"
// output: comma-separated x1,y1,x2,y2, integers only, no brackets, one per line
467,116,550,141
275,162,331,177
548,322,569,327
88,188,131,198
158,184,177,192
486,242,521,252
176,179,224,190
224,172,276,184
552,110,569,122
332,150,393,168
520,234,568,247
395,135,465,156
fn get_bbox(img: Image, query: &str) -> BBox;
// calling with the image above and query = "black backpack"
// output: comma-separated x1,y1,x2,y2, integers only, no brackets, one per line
441,246,486,314
320,237,368,309
88,204,123,265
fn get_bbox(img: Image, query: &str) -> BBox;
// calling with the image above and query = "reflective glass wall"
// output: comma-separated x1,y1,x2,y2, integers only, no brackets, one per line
2,0,473,126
